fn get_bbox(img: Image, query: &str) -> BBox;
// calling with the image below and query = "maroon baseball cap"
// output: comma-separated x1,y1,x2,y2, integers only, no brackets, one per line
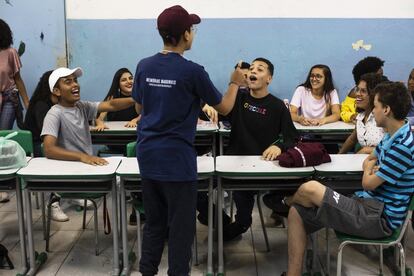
157,5,201,36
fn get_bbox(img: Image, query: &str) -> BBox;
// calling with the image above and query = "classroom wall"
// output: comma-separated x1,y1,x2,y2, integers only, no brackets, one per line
0,0,66,98
2,0,414,104
65,0,414,102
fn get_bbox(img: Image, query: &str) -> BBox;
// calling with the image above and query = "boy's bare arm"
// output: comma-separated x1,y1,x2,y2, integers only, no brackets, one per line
98,97,136,113
361,158,384,190
43,135,108,166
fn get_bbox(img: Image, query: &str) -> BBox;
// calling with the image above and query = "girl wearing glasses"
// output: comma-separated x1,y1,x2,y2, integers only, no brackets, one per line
339,73,384,154
290,64,340,126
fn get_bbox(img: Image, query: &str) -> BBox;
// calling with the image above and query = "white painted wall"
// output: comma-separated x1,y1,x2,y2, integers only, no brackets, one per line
66,0,414,19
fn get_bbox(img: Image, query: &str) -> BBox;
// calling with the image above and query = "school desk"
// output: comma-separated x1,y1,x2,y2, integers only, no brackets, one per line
218,121,355,156
215,155,315,275
115,156,215,276
0,157,31,274
90,120,219,156
17,157,122,276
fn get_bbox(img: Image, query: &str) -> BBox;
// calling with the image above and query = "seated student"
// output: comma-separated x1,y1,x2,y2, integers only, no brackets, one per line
284,82,414,276
406,68,414,124
23,71,71,221
290,64,340,126
41,67,135,165
221,58,298,241
339,73,385,154
341,56,388,123
196,62,251,227
95,67,140,133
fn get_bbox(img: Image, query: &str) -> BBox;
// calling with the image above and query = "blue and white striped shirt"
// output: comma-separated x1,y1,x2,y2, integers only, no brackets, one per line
359,122,414,229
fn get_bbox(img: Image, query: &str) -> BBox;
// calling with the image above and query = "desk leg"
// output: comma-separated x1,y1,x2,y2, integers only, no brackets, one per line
217,177,224,275
219,134,223,156
112,179,121,276
24,187,37,275
16,178,28,274
213,133,217,158
120,179,130,276
207,178,213,276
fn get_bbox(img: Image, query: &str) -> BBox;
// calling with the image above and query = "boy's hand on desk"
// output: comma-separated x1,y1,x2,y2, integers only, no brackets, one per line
80,154,108,166
92,119,108,131
262,145,282,161
125,117,139,128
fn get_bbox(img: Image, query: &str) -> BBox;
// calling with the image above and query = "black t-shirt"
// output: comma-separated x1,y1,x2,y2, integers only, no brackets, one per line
24,98,53,144
107,92,138,121
227,89,298,155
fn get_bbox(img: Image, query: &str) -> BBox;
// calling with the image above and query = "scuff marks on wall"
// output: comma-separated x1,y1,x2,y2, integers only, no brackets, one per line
56,55,67,67
4,0,13,6
40,32,44,41
17,41,25,56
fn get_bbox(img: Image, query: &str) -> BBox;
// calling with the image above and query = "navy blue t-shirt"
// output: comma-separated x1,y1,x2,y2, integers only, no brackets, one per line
132,52,222,181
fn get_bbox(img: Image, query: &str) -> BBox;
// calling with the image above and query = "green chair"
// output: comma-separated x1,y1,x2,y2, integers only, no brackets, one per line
0,130,34,157
335,197,414,276
0,130,43,208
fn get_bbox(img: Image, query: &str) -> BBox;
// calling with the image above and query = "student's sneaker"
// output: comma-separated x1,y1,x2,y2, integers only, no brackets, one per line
0,192,9,203
71,199,93,208
49,202,69,222
223,222,249,241
197,208,231,227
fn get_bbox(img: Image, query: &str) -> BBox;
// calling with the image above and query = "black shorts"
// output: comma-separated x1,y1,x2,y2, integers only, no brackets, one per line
293,187,392,239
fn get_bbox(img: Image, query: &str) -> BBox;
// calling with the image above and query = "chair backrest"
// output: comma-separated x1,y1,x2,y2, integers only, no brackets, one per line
408,194,414,211
126,141,136,157
0,130,33,156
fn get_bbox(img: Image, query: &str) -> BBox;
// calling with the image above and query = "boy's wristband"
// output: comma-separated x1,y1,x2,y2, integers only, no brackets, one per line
228,81,240,87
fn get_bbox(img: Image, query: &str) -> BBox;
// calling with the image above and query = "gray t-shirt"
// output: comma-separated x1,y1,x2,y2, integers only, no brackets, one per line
41,101,99,155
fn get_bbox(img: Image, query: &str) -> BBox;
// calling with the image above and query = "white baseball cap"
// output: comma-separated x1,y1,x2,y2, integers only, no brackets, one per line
49,67,83,92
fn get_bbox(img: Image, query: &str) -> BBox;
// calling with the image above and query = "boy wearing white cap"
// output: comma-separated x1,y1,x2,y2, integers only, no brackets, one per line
41,67,135,164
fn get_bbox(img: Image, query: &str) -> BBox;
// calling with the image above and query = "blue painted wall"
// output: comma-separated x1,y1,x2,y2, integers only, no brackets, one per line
0,0,66,98
67,18,414,102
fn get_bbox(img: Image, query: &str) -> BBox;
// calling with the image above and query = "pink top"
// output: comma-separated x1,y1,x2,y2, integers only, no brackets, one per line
290,86,340,119
0,47,21,93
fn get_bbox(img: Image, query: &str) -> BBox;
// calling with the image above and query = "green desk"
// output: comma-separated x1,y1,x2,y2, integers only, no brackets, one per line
116,156,215,276
90,120,219,156
0,157,31,274
215,155,315,275
17,157,122,276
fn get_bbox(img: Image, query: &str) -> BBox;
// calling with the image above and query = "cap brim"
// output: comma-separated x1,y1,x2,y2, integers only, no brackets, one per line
72,67,83,78
189,14,201,24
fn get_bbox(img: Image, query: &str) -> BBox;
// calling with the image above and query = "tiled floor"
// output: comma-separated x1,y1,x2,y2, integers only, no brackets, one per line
1,192,413,276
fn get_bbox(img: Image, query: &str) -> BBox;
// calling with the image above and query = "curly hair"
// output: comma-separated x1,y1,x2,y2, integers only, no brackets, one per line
352,56,384,85
0,19,13,50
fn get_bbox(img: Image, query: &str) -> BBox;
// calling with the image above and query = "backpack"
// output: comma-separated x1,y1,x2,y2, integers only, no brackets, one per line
0,132,27,170
277,142,331,167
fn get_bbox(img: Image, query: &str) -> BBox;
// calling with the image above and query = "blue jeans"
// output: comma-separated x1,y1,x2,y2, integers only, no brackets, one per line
0,90,18,130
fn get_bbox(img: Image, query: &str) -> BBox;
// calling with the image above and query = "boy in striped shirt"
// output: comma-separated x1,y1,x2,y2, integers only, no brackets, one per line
285,82,414,276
